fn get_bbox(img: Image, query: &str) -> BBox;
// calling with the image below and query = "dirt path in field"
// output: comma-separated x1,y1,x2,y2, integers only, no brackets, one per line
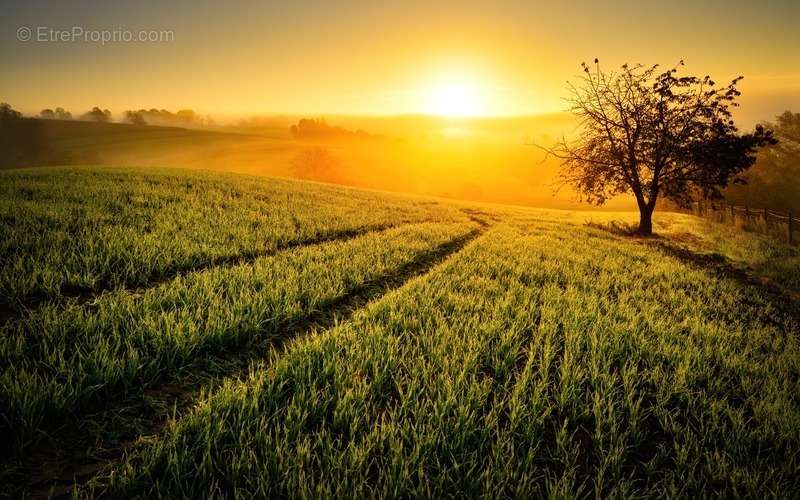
0,221,424,326
15,222,491,499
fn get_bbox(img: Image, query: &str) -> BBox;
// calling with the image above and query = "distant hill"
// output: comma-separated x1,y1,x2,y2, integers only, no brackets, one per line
38,119,255,160
2,115,637,211
1,118,284,172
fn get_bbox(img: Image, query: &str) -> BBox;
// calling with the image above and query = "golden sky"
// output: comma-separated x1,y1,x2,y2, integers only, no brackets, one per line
4,0,799,123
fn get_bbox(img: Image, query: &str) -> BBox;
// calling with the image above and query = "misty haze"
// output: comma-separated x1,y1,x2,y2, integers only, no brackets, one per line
2,1,799,498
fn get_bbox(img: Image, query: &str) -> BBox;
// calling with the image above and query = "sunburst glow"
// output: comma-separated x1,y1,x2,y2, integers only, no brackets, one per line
424,80,485,117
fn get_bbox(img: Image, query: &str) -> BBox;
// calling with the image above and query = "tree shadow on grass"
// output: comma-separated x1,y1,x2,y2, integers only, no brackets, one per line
585,220,800,335
585,220,642,237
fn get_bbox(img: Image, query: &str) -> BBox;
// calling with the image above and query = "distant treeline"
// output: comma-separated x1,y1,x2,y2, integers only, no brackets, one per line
1,103,81,169
2,102,213,169
39,106,111,122
36,105,213,127
38,107,74,120
122,109,214,127
290,118,378,141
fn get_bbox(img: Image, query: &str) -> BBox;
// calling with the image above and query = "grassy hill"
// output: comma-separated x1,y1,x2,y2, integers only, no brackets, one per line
1,166,799,497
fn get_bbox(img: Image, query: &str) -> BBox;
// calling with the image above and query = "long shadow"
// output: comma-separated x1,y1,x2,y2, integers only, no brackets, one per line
11,225,487,499
646,239,800,333
584,222,800,333
1,222,410,324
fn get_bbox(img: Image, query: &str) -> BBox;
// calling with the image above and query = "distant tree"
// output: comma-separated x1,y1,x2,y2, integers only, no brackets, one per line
290,118,375,141
122,108,207,127
81,107,112,123
55,107,72,120
725,111,800,212
39,108,73,120
176,109,196,125
289,148,345,183
543,60,775,235
290,118,330,139
0,103,23,122
124,110,146,126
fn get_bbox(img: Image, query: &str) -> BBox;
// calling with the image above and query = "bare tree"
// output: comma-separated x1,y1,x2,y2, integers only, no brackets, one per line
544,60,775,235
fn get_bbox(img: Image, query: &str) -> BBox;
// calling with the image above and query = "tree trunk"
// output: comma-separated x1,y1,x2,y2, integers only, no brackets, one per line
637,205,654,235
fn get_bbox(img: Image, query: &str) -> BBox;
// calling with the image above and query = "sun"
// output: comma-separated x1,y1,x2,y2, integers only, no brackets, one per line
424,80,485,117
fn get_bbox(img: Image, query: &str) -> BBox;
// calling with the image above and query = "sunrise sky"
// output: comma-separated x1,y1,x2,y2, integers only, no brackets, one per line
3,0,799,123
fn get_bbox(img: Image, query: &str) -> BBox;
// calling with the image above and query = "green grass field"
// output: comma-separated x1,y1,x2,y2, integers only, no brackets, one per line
1,166,799,498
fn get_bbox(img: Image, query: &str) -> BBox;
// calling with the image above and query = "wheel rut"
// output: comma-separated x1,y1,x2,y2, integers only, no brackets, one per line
14,223,490,499
1,221,420,325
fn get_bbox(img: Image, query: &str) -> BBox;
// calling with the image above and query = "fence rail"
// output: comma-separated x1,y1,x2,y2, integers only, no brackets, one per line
690,201,796,245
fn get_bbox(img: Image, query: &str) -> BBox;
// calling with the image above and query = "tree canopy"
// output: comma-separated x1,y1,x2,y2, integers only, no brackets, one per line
546,60,775,234
81,107,112,123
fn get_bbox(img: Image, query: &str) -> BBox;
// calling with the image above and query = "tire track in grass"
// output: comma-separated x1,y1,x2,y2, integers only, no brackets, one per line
19,223,490,499
460,208,500,227
0,221,420,325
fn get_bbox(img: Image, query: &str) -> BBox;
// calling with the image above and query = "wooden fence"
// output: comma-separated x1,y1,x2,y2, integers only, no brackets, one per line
691,200,796,245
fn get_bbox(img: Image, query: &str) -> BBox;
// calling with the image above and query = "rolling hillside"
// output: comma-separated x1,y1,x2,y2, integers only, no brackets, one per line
27,119,293,174
1,166,799,498
13,117,641,211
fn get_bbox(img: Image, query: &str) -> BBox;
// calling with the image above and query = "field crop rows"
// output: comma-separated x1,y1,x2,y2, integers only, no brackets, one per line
88,222,799,498
0,167,464,312
1,167,799,498
0,167,484,496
